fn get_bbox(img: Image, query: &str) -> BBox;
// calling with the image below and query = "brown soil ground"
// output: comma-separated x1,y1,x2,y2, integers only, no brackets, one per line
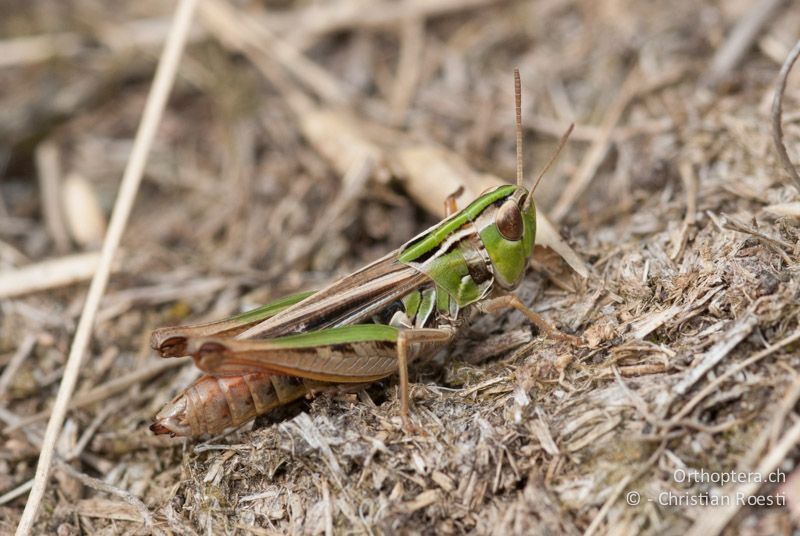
2,1,800,534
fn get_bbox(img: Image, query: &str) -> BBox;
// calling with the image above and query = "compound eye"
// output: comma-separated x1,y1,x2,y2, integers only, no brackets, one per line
495,200,523,241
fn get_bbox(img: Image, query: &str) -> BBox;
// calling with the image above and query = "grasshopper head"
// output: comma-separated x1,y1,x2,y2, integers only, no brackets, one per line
475,69,568,291
477,185,536,290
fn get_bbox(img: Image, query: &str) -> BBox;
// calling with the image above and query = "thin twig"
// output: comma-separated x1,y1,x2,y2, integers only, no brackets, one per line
685,417,800,536
322,479,334,536
13,1,198,534
669,329,800,423
200,0,350,107
703,0,784,87
55,460,156,530
0,252,105,299
671,312,759,397
286,157,374,268
583,443,666,536
551,66,686,222
34,142,70,252
67,397,129,462
0,334,36,400
0,479,34,507
669,161,698,260
389,17,425,126
5,358,187,432
771,39,800,191
0,32,84,68
279,0,504,46
551,67,639,221
0,0,499,69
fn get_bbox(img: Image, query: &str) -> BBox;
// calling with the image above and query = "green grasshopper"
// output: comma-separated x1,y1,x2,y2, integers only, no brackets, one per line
150,70,578,437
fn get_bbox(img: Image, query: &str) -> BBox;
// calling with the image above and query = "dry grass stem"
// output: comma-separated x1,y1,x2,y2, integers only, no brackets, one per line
686,418,800,536
0,252,105,299
200,0,351,107
34,142,69,252
703,0,785,87
13,1,198,533
0,334,36,400
771,38,800,191
55,460,155,530
671,312,759,397
5,358,186,432
551,67,639,221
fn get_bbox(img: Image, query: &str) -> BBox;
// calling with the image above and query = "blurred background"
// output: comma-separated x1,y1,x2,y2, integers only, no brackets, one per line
2,0,800,534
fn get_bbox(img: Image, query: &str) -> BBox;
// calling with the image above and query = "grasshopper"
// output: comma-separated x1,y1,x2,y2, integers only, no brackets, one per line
150,70,578,437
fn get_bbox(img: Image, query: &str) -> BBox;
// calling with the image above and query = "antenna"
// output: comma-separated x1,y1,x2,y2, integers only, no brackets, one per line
530,122,574,194
514,69,523,187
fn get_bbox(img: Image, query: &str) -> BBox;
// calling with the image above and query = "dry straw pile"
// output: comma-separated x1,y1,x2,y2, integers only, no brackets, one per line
2,0,800,534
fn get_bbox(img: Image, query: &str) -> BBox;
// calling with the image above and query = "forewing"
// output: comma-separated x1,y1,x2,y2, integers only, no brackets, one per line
151,290,316,357
237,252,429,339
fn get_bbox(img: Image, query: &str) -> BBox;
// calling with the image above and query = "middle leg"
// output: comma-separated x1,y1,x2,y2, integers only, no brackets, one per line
479,294,584,346
396,327,455,424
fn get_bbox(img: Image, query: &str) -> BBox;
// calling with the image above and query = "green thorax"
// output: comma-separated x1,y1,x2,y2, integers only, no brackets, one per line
397,185,537,310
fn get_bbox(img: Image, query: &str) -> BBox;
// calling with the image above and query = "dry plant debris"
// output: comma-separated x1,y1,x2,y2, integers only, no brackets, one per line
2,0,800,534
